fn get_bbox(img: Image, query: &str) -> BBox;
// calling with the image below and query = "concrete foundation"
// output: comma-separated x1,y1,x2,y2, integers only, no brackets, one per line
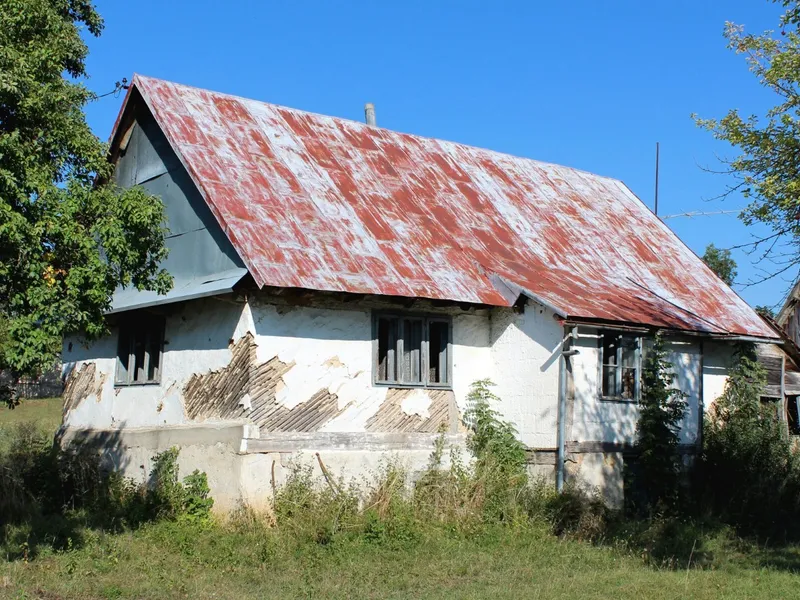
60,424,467,512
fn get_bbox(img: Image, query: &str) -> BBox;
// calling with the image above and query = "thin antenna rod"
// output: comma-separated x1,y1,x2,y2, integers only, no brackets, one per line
654,142,660,217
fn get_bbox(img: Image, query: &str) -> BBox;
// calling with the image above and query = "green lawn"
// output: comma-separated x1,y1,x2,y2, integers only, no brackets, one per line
3,520,800,599
0,397,62,451
3,398,800,600
0,397,62,428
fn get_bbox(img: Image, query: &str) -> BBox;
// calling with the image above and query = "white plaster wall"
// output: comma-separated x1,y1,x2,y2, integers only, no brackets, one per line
489,302,563,448
666,340,701,444
703,341,734,412
245,302,492,431
63,297,493,433
62,290,736,454
453,313,493,413
62,298,250,429
571,331,703,445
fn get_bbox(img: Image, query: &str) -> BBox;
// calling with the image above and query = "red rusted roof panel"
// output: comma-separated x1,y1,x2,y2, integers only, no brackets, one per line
127,75,775,338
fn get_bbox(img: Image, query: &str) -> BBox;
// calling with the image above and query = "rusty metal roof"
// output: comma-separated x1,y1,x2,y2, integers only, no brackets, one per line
114,75,776,339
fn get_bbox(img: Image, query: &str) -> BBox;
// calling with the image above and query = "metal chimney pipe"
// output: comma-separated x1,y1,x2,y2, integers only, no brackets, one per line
364,103,376,126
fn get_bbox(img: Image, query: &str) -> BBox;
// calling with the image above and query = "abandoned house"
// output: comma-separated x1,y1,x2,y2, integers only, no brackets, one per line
61,75,779,510
761,282,800,435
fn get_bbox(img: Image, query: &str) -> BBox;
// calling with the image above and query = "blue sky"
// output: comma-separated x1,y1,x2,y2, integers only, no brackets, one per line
84,0,790,310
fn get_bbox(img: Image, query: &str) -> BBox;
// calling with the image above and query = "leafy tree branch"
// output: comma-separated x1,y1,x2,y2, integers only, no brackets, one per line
0,0,171,403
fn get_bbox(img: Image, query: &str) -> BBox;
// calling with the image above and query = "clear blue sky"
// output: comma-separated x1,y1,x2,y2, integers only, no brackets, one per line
84,0,790,310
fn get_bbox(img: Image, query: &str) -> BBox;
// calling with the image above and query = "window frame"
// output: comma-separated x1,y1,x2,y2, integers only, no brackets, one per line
372,312,453,389
788,395,800,436
114,315,165,387
597,332,642,402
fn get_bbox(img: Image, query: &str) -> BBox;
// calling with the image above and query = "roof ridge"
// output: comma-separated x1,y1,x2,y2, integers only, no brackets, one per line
131,74,624,186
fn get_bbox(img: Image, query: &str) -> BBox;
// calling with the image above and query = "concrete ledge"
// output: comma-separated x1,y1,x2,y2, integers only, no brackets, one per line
55,425,468,513
564,441,700,455
59,422,250,450
244,432,467,454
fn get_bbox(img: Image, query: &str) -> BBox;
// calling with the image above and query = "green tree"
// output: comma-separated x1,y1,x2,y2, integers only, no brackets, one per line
635,332,686,512
780,0,800,28
699,343,800,538
694,1,800,281
702,243,737,286
0,0,171,403
708,343,767,424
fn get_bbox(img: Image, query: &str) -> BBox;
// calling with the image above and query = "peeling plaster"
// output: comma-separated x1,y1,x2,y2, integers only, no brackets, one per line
62,296,494,434
366,388,455,433
400,389,432,419
250,303,388,429
63,363,103,413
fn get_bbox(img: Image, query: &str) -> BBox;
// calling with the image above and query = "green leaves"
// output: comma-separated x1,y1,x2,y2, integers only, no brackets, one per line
0,0,171,394
702,243,737,286
464,379,527,477
709,343,768,424
699,342,800,538
695,4,800,280
634,332,687,513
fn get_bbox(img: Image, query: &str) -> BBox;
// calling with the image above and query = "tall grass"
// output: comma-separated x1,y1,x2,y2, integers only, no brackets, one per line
0,421,213,560
264,381,611,549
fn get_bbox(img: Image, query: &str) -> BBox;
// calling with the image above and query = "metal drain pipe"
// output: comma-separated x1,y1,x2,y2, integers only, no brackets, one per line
556,325,579,492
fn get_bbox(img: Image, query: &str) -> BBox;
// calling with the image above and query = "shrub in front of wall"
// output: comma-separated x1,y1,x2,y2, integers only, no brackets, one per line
543,482,609,541
273,463,361,545
463,379,529,524
632,332,687,515
361,461,420,546
144,447,214,525
413,435,474,525
698,343,800,540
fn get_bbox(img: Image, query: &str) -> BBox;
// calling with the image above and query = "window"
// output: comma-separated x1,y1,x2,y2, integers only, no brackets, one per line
115,316,164,385
599,333,640,401
788,396,800,436
374,314,451,387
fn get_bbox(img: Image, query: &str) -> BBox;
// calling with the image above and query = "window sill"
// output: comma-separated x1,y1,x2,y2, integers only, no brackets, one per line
599,396,638,404
374,381,453,391
114,381,162,388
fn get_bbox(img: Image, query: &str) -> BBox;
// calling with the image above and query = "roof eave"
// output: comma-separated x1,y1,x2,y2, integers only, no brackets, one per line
561,316,781,343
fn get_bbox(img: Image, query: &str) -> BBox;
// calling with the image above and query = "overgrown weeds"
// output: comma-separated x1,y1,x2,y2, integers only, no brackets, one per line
0,379,679,567
1,422,213,559
695,343,800,542
261,372,800,569
268,380,611,550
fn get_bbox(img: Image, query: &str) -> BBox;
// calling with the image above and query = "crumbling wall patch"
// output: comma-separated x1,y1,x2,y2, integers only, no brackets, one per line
62,363,103,414
184,333,346,432
366,388,457,433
